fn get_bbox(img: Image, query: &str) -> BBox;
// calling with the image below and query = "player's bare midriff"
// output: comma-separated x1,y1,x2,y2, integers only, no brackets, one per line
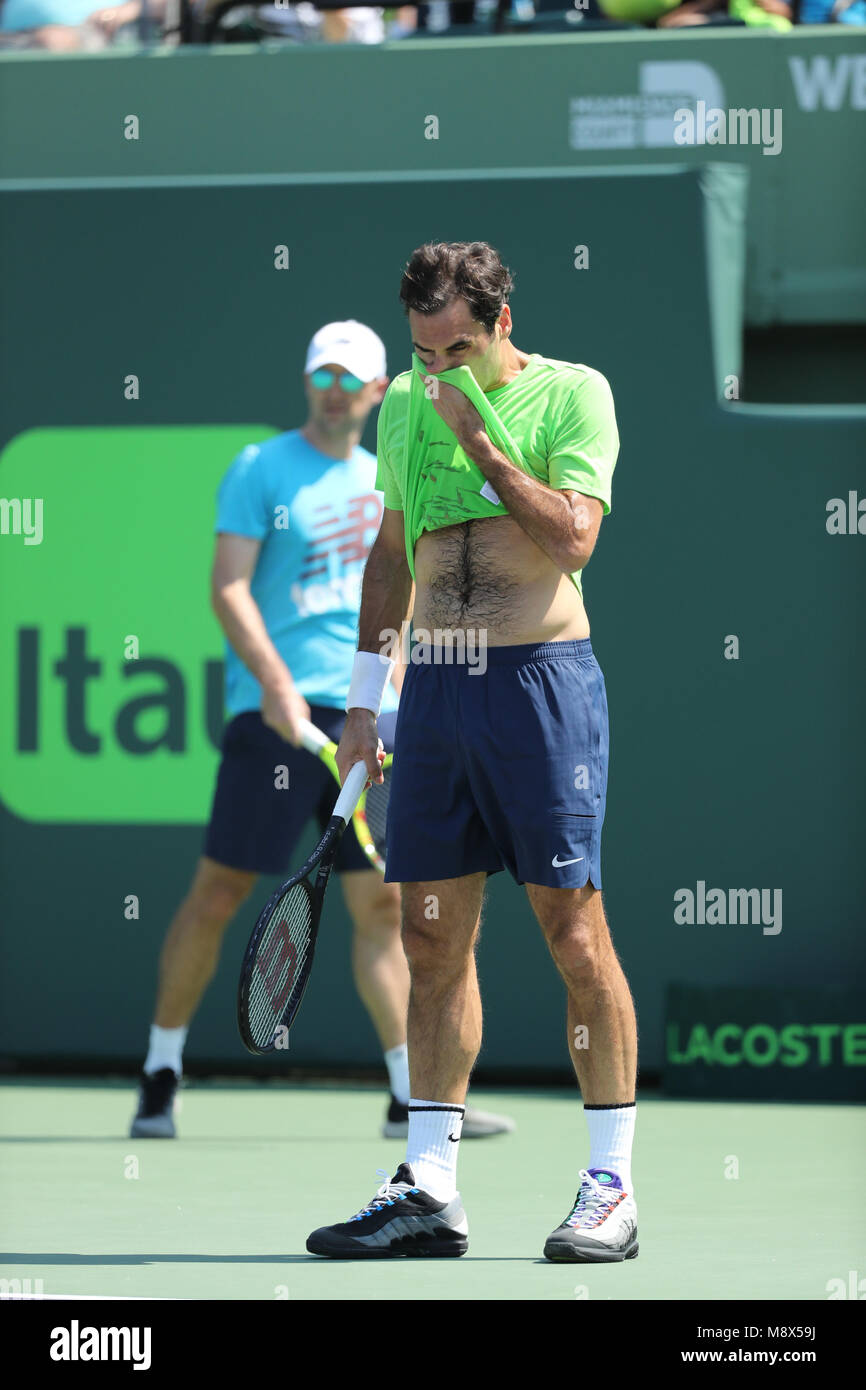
413,514,590,646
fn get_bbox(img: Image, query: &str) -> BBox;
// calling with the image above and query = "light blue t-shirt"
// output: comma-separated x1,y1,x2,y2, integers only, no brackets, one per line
1,0,97,29
216,429,398,717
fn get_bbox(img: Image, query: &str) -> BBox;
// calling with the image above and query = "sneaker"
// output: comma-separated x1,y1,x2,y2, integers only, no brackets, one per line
382,1095,516,1140
543,1168,638,1263
306,1162,469,1259
129,1068,178,1138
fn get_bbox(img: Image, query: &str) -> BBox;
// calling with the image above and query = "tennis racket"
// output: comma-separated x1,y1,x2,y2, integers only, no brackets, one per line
237,758,369,1055
296,717,391,876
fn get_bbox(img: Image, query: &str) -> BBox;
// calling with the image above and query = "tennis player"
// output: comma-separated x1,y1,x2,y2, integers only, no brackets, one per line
129,318,514,1144
308,245,637,1263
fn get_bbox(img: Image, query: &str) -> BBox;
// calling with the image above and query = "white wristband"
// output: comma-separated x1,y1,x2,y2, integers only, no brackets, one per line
346,650,395,716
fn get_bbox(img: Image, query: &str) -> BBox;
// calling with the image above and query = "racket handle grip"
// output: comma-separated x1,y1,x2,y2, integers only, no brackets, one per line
333,759,370,824
297,717,330,754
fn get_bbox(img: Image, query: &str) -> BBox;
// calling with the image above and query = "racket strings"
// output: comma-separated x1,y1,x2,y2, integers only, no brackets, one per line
361,765,391,858
246,883,313,1049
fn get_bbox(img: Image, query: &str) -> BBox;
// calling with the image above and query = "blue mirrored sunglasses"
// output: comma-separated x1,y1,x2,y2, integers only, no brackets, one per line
310,368,365,393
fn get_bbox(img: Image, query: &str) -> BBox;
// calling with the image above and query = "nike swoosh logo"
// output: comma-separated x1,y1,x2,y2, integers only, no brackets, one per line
448,1133,460,1142
551,854,584,868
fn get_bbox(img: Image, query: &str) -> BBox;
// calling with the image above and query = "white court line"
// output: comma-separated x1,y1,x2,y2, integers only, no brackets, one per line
2,1293,174,1301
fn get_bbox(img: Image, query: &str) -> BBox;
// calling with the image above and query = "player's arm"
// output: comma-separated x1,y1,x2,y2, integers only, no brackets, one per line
357,506,413,657
422,366,616,576
211,532,310,744
388,584,413,698
320,8,351,39
338,507,413,784
460,441,603,575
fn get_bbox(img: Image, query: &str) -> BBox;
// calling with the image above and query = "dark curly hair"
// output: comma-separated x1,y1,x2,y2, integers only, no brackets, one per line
399,242,515,333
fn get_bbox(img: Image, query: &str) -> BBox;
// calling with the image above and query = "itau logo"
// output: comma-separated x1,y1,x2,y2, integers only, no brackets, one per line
570,61,724,151
0,424,276,824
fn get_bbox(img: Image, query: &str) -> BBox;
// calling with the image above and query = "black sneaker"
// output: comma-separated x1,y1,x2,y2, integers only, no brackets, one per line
382,1094,516,1140
129,1068,178,1138
382,1094,410,1138
306,1163,468,1259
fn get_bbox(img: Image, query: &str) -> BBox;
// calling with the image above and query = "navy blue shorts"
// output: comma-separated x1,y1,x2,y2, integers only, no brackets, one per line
204,705,398,876
384,640,609,890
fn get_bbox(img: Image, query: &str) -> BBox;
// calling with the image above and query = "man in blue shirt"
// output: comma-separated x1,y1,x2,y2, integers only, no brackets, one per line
130,320,513,1142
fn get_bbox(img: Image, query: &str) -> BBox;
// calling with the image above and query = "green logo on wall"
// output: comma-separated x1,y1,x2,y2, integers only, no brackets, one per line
666,1022,866,1068
1,425,277,823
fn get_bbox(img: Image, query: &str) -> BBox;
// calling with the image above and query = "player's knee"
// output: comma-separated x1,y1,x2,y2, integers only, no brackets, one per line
546,918,605,980
348,880,401,937
192,866,256,925
401,919,467,977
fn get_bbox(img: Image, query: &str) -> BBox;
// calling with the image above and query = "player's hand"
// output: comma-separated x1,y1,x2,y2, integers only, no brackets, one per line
337,708,385,788
261,679,311,747
88,1,140,33
417,371,486,449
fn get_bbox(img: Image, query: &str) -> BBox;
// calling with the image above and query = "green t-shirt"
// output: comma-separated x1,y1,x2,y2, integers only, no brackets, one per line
375,352,619,596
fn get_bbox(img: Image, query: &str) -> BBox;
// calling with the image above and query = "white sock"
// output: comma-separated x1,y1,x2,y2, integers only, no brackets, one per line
384,1043,410,1106
144,1024,187,1077
584,1102,636,1193
405,1100,465,1201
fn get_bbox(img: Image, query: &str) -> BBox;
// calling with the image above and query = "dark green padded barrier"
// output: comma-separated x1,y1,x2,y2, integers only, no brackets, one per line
1,165,863,1077
2,30,865,324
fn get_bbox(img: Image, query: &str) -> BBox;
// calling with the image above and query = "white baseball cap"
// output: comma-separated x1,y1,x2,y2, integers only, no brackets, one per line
305,320,387,382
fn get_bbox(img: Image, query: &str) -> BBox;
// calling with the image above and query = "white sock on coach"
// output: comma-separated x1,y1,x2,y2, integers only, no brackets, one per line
384,1043,410,1106
585,1102,636,1193
405,1100,465,1201
144,1024,188,1077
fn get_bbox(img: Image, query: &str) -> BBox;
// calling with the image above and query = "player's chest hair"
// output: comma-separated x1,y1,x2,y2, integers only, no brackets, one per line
423,518,524,625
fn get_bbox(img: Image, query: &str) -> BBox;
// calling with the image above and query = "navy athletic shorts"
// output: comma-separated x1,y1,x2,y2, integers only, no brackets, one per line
384,640,609,890
204,704,398,876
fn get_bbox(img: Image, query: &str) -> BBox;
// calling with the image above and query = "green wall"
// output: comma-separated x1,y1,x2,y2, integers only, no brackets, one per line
2,30,865,325
0,39,864,1081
